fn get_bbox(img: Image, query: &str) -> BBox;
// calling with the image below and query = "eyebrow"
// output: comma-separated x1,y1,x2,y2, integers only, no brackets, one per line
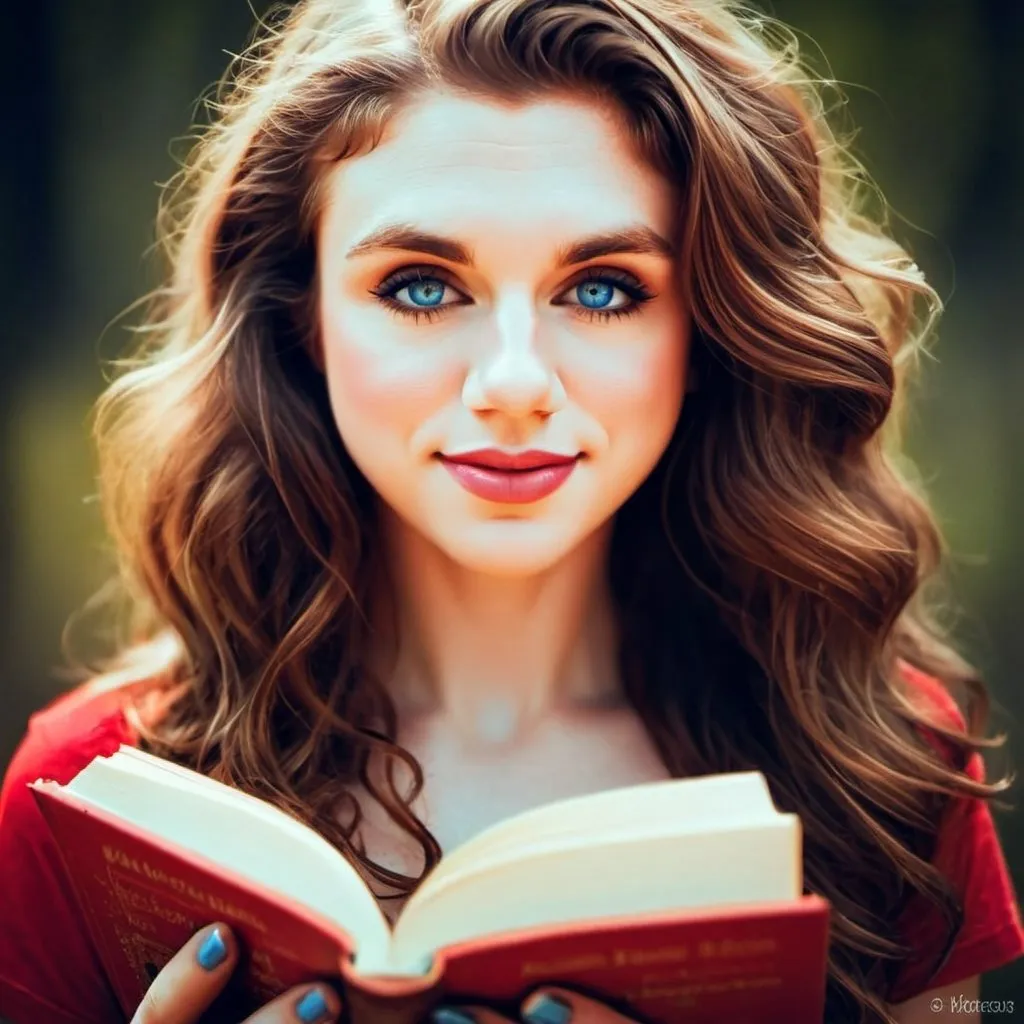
344,223,676,266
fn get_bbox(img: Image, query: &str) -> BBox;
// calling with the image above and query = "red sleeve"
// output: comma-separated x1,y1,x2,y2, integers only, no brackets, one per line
890,666,1024,1002
0,686,138,1024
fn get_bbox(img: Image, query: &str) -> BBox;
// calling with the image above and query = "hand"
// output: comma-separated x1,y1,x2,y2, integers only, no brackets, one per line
429,986,642,1024
131,922,343,1024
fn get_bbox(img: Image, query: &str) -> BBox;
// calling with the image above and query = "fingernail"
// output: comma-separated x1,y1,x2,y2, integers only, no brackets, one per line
431,1010,477,1024
295,988,332,1023
522,993,573,1024
196,927,228,971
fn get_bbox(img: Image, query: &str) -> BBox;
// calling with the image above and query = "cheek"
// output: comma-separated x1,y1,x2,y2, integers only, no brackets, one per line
320,305,459,436
566,317,689,441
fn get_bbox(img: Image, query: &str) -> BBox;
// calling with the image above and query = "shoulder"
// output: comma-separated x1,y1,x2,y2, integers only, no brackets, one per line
896,659,966,730
895,658,983,778
0,682,139,1024
1,681,138,806
889,661,1024,1002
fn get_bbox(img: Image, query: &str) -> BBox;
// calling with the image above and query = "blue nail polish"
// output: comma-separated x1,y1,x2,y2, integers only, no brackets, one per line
196,928,228,971
431,1009,477,1024
295,988,330,1023
522,993,573,1024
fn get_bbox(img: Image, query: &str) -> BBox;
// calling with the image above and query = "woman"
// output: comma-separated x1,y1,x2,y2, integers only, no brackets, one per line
0,0,1020,1021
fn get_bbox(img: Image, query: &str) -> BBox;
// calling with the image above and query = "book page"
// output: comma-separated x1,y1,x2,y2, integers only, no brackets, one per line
67,750,392,966
375,816,799,974
409,771,777,911
347,773,797,974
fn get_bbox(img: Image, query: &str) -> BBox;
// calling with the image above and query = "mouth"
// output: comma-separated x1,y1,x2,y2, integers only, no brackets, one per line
436,449,582,504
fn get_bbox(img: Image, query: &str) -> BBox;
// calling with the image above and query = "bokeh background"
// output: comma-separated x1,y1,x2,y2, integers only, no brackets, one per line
1,0,1021,1013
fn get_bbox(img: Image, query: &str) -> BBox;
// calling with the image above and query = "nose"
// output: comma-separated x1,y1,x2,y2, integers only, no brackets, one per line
462,292,566,417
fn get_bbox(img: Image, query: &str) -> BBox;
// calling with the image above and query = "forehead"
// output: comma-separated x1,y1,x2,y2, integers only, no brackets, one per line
318,90,676,247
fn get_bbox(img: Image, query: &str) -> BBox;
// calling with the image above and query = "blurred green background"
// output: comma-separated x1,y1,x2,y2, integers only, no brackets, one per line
1,0,1021,1014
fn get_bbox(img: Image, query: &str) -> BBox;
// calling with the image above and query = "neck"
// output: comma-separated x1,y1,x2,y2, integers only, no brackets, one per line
368,506,624,746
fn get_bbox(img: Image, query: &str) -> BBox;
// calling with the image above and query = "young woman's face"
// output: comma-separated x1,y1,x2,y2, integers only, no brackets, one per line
317,90,690,575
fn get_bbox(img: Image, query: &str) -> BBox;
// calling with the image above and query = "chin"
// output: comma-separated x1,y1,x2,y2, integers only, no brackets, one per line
434,519,591,577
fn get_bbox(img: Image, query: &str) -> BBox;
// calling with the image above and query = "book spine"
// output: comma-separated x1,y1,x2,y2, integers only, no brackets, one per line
363,897,832,1024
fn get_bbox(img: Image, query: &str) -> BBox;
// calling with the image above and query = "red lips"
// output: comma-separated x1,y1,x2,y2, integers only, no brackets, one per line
443,449,578,471
438,449,581,503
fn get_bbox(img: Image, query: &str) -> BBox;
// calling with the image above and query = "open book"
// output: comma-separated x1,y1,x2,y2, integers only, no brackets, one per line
31,748,829,1023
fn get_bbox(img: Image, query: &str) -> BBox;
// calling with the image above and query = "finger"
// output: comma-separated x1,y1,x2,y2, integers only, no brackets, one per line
520,988,638,1024
243,982,342,1024
131,922,238,1024
428,1006,516,1024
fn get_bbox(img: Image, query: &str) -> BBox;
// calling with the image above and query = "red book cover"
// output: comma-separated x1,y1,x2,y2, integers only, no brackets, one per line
31,782,830,1024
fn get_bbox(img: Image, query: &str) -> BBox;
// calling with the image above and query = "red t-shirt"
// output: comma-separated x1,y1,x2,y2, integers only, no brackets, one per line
0,672,1022,1022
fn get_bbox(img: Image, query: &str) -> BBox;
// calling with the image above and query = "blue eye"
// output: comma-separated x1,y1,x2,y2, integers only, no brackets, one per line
575,280,616,309
399,277,447,307
558,270,651,317
371,269,467,320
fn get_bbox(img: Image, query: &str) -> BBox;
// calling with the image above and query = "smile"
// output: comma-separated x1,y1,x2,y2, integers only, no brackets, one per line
437,449,581,504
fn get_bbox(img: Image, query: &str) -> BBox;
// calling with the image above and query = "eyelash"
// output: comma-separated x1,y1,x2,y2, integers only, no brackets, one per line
368,266,655,324
556,269,655,323
369,268,466,324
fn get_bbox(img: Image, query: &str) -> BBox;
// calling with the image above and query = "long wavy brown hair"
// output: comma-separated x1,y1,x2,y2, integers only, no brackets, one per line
81,0,1008,1019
